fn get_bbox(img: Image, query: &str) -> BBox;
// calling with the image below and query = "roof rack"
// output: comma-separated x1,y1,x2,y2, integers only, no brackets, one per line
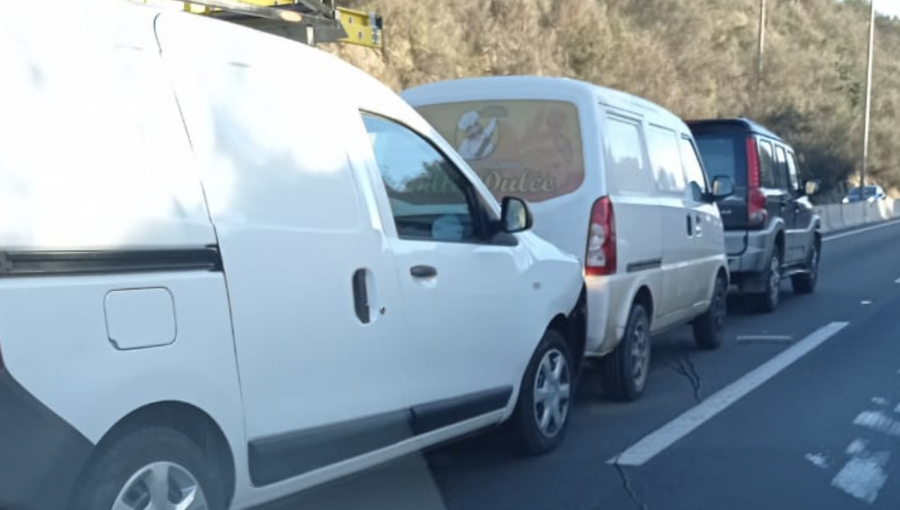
133,0,383,48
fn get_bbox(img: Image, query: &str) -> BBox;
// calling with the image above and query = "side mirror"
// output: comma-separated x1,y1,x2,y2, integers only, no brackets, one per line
804,180,820,196
501,197,533,233
709,175,735,201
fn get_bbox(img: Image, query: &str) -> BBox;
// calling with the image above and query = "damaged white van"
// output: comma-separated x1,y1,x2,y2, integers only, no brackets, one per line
403,77,734,402
0,3,586,510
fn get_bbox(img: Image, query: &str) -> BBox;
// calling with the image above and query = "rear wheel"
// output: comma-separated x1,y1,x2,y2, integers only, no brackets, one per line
511,329,574,456
791,239,820,294
751,248,782,313
600,303,651,402
69,427,225,510
693,273,727,350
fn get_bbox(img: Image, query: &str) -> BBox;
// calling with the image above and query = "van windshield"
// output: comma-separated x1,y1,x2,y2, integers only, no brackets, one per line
414,100,585,203
694,132,748,187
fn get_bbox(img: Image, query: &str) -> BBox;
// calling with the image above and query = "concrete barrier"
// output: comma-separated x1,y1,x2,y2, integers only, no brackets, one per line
812,199,899,234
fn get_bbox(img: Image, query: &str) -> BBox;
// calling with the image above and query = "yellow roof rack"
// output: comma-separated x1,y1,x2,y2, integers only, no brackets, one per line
133,0,383,48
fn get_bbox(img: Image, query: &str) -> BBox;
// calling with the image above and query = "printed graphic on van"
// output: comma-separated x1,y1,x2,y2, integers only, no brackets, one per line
416,100,585,203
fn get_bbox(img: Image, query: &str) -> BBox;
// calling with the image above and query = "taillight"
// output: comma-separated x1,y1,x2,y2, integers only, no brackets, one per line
746,136,767,228
585,197,616,276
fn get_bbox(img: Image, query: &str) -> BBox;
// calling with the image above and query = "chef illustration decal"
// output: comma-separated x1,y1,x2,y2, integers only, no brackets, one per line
455,109,501,160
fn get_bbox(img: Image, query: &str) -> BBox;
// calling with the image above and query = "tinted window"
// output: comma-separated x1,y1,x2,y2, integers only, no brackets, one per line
774,146,790,190
414,100,585,203
679,136,708,202
362,114,482,243
758,139,776,188
786,151,800,191
693,133,747,186
646,125,686,193
605,117,652,195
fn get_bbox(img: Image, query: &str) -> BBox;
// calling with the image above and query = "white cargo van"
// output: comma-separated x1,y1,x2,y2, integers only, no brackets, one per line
403,77,734,402
0,4,586,510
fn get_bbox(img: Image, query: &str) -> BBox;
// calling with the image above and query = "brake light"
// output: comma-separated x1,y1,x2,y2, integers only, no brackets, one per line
585,197,616,276
746,136,767,228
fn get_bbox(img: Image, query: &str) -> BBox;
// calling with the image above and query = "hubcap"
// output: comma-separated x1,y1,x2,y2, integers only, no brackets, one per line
630,319,650,389
713,279,726,330
111,461,208,510
533,349,571,438
810,245,819,280
769,254,781,303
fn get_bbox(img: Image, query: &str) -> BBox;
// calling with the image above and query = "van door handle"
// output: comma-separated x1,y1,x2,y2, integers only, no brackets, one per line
686,215,693,236
352,269,371,324
410,265,438,278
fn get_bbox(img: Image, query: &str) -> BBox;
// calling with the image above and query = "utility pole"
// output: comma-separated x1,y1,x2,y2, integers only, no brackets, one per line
861,0,876,196
755,0,767,115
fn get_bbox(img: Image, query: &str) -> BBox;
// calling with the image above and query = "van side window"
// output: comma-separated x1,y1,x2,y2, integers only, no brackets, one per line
757,139,777,188
786,151,801,192
361,114,483,243
774,146,790,191
678,136,708,202
605,117,652,195
646,125,686,194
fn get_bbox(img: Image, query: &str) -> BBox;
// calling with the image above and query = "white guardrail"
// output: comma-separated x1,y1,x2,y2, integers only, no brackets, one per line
813,199,900,234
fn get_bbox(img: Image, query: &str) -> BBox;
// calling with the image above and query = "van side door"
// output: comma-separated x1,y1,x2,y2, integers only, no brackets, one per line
159,45,413,488
356,112,528,422
679,135,726,310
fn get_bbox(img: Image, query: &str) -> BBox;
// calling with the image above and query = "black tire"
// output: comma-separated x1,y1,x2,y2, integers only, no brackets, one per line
69,427,226,510
600,303,651,402
751,248,782,313
792,238,820,294
693,273,727,350
510,328,574,456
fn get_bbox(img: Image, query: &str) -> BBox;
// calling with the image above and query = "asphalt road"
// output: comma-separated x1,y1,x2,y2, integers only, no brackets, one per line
261,219,900,510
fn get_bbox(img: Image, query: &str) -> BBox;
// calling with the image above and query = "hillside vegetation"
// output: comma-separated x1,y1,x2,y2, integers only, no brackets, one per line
326,0,900,201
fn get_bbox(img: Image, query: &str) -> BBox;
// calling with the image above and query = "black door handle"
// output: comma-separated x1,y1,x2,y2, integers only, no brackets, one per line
352,269,370,324
686,215,693,236
410,265,438,278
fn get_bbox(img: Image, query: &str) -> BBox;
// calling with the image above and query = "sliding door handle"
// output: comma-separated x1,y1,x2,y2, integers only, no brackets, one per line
410,265,438,278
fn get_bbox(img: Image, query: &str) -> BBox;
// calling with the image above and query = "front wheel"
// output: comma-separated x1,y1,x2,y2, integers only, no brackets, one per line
693,273,727,350
510,329,574,456
791,239,820,294
69,427,226,510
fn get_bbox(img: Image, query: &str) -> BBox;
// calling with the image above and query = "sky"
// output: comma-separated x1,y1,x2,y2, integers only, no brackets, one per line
875,1,900,17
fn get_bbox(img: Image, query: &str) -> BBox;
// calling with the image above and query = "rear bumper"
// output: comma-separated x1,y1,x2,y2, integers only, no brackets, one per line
0,369,93,510
725,227,775,276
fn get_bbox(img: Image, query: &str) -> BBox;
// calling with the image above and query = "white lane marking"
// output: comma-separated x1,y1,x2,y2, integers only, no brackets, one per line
862,300,873,305
805,453,831,469
610,321,849,466
832,450,890,504
895,277,900,284
854,410,900,438
894,402,900,414
824,218,900,242
847,439,869,455
736,334,793,343
872,397,888,406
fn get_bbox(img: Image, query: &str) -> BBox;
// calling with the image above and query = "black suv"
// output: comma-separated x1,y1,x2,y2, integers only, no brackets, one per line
686,118,822,312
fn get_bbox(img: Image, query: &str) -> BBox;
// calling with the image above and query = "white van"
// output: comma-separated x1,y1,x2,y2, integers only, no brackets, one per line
0,5,586,510
403,77,734,402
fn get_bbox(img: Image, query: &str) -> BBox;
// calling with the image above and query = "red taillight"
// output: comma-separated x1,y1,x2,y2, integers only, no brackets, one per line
746,136,767,227
585,197,616,276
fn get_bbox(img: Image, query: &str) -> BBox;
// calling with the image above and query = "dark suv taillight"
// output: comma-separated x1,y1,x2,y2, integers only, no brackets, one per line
746,136,767,228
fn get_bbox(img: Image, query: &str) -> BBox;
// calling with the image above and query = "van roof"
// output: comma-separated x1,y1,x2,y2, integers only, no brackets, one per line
402,76,685,128
686,117,783,142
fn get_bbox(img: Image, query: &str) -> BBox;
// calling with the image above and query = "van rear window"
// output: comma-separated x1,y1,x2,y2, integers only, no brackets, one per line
694,133,748,187
414,100,585,203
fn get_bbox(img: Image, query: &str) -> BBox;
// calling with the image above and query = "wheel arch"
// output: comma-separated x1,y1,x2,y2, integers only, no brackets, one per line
86,400,236,508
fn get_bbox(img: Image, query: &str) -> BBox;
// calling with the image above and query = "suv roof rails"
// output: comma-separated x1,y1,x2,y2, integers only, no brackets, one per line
133,0,382,48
